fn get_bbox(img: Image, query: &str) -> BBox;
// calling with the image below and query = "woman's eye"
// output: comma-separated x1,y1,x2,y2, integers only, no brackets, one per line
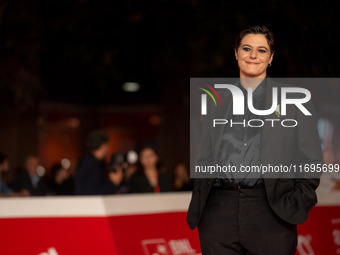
259,49,267,53
242,47,251,51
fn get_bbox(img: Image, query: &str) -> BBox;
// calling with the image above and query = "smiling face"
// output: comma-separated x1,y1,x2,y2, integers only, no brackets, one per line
235,33,273,78
140,148,159,169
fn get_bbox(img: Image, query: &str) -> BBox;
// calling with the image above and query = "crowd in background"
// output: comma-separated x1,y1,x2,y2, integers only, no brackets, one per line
0,130,193,197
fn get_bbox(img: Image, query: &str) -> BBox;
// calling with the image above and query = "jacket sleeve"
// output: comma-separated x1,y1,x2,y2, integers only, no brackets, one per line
295,96,323,213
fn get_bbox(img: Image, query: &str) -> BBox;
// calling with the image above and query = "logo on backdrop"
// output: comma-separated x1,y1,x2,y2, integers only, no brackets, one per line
141,238,198,255
38,247,58,255
297,235,314,255
331,218,340,254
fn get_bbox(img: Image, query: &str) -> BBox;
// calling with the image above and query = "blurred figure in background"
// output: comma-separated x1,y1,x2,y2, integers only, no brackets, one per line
47,163,74,195
129,147,173,193
13,156,47,196
124,150,139,182
0,153,29,197
173,161,193,191
125,163,137,182
75,130,123,195
106,152,128,193
0,153,12,194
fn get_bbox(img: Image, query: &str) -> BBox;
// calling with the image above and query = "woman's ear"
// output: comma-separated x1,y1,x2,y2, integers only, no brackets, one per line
270,51,274,62
235,48,238,60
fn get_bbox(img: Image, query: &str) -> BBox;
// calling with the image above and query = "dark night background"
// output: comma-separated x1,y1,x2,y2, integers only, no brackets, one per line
1,0,340,178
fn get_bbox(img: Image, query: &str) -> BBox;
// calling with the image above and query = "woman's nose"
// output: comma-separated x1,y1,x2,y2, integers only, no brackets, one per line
249,50,257,59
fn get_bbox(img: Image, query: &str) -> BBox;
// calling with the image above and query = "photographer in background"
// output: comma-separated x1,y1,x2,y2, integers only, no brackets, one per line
75,130,123,195
106,152,129,194
47,163,75,196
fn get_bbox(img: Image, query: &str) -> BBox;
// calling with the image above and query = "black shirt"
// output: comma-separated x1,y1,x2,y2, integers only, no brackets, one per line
75,155,120,195
215,78,267,187
129,170,174,193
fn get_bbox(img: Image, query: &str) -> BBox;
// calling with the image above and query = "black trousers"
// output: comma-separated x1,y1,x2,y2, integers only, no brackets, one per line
198,187,297,255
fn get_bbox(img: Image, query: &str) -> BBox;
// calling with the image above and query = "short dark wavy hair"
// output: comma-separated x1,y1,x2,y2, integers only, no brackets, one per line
235,25,274,54
86,130,109,151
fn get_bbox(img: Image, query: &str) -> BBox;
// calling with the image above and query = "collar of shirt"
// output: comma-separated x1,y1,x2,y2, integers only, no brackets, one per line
237,77,267,102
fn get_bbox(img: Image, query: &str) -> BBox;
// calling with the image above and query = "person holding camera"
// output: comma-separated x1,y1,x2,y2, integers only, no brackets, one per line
75,130,123,195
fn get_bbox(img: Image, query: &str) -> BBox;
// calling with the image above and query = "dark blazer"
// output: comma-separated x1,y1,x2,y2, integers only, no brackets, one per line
187,79,323,229
47,177,75,196
75,155,120,195
129,170,174,193
14,169,47,196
